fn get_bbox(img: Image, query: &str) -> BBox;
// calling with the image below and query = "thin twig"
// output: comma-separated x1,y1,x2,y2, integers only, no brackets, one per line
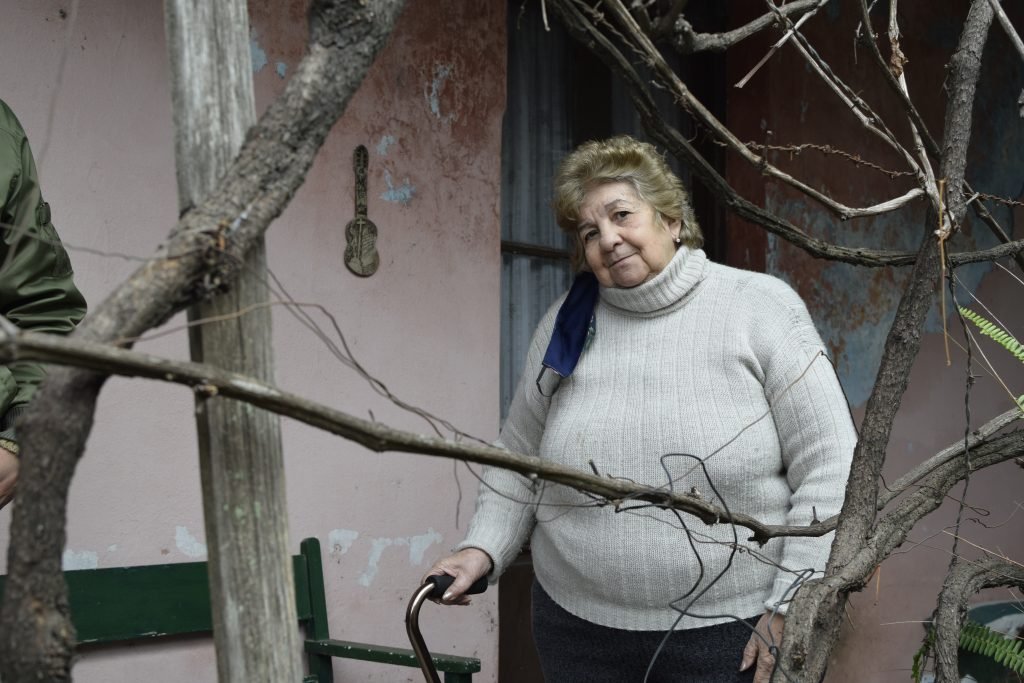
987,0,1024,63
735,0,831,88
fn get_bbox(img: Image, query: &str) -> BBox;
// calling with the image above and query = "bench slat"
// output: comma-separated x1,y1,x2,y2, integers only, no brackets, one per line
305,638,481,673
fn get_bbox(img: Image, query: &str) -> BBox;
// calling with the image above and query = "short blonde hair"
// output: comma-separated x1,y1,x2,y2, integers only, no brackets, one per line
553,135,702,271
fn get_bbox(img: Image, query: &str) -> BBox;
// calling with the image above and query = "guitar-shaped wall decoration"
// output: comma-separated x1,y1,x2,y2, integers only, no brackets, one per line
344,145,380,277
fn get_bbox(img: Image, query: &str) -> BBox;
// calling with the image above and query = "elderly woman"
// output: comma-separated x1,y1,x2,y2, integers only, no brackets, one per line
428,136,855,682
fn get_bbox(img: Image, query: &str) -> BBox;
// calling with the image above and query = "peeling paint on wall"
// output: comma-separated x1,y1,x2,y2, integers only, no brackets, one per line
275,61,287,78
62,549,99,570
175,525,208,558
250,33,268,73
357,528,443,587
407,528,443,564
376,135,396,156
328,528,359,555
763,188,919,407
425,63,456,125
381,168,415,204
359,537,394,587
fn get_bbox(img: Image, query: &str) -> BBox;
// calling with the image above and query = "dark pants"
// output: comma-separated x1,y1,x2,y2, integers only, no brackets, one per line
531,580,759,683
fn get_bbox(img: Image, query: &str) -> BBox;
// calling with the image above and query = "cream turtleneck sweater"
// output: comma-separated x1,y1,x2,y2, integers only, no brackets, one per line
458,247,856,631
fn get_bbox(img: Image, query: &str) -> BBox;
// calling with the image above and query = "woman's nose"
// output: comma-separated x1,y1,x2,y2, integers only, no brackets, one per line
598,225,620,250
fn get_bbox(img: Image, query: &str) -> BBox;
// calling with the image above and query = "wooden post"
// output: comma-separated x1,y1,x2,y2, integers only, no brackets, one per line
164,2,303,682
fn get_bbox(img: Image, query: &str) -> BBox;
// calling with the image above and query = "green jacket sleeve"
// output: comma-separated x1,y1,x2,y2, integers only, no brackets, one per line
0,100,88,448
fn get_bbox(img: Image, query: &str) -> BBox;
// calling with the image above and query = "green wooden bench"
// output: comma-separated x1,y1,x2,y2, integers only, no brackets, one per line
0,537,481,683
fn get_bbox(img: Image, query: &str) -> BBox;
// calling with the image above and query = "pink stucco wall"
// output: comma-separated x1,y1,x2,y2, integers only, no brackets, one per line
0,2,505,681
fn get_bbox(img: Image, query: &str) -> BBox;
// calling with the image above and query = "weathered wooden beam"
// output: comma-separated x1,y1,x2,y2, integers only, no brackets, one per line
164,2,302,681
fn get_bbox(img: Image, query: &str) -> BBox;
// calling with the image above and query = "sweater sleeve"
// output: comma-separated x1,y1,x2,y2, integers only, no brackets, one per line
747,278,857,614
455,301,561,579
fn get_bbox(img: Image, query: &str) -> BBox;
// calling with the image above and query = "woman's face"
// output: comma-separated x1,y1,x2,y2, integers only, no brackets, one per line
576,181,681,288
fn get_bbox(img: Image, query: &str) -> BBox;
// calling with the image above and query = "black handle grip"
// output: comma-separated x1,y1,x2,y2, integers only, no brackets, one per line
426,574,488,599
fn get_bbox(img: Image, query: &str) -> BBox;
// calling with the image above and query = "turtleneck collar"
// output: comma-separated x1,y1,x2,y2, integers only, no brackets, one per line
599,247,707,314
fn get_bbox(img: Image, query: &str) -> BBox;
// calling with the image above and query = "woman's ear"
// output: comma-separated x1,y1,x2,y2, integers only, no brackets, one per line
666,216,682,242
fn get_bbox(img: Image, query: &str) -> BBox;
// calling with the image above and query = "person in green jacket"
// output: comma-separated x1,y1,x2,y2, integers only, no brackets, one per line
0,99,87,509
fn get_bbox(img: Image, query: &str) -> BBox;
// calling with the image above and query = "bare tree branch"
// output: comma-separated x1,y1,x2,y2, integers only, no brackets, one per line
856,0,1024,271
828,0,994,573
932,556,1024,682
735,0,831,87
780,427,1024,680
779,3,998,679
0,324,834,545
987,0,1024,119
600,0,928,222
0,2,407,680
942,2,996,224
669,0,820,53
879,406,1023,509
552,0,906,264
948,238,1024,265
987,0,1024,65
653,0,686,39
760,1,934,205
872,435,1023,563
3,323,1021,559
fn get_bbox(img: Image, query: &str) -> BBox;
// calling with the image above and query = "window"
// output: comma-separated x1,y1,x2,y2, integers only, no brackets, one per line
500,2,725,417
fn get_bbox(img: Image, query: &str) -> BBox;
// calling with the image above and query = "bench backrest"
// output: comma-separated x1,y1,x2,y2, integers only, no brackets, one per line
0,539,320,645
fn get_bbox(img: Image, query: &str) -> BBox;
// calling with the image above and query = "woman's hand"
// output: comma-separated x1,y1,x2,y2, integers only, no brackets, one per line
423,547,493,605
0,447,18,510
740,612,784,683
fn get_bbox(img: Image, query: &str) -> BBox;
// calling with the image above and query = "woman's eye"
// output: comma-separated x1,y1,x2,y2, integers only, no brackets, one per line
614,211,630,221
581,228,599,242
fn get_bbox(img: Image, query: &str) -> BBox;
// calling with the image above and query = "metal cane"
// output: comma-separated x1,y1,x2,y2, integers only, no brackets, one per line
406,574,488,683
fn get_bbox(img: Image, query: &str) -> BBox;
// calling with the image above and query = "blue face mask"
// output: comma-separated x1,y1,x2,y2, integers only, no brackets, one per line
536,271,599,397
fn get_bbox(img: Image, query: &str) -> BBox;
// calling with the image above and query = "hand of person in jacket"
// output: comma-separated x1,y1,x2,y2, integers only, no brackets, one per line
740,611,784,683
0,446,18,509
424,547,493,605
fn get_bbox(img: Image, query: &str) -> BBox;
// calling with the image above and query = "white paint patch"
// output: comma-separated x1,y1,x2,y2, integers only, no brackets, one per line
407,528,442,565
62,549,98,570
175,526,208,559
328,528,359,555
381,169,415,205
250,33,268,73
359,538,394,587
275,61,287,78
376,135,396,156
357,529,444,587
425,63,456,125
107,544,118,553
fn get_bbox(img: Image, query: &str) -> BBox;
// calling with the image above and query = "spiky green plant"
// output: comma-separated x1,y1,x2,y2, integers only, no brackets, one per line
959,621,1024,676
911,622,1024,682
958,306,1024,411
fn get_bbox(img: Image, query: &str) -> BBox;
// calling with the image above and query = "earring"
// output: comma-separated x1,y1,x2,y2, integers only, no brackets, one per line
673,236,682,246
